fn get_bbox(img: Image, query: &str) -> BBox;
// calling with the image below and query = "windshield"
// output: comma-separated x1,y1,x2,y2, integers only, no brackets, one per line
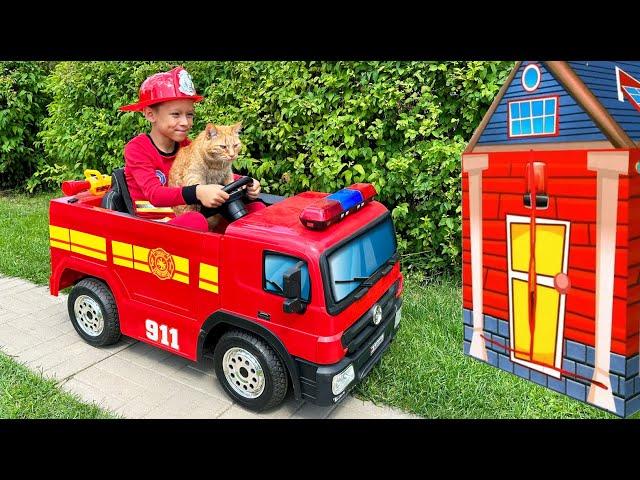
327,217,396,303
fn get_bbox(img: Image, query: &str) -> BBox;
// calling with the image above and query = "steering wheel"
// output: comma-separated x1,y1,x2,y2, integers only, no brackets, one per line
200,176,255,222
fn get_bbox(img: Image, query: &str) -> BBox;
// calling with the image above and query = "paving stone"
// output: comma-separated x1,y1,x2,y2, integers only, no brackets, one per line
217,404,263,419
73,366,148,403
44,346,128,380
187,356,214,374
59,377,126,415
0,276,25,290
18,330,84,361
330,397,420,419
142,388,232,419
0,276,418,420
97,355,187,402
0,323,45,355
170,363,230,402
31,310,71,328
0,296,39,310
222,391,305,420
291,402,337,419
0,283,40,299
0,311,21,324
8,317,68,342
114,396,163,419
25,336,95,371
116,341,175,370
328,398,385,419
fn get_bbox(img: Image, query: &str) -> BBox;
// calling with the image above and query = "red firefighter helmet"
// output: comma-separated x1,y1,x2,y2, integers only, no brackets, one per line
119,66,204,112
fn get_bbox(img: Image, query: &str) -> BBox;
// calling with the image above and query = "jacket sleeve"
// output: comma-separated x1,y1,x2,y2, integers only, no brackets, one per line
125,142,188,207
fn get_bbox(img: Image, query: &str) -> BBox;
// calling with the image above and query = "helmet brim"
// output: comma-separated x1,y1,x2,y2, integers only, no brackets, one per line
119,95,204,112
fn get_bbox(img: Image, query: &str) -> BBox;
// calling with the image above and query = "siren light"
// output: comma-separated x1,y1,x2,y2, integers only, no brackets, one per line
299,183,377,230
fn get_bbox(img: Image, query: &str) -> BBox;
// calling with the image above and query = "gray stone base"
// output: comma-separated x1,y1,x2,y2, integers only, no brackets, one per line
463,308,640,417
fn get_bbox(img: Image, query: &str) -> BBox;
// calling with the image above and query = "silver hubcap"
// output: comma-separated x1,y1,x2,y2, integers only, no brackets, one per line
222,347,265,399
73,295,104,337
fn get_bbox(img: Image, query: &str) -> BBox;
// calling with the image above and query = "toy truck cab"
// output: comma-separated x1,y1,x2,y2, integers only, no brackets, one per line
49,174,403,411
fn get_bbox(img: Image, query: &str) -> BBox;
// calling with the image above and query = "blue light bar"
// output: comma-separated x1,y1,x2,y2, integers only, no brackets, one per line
326,189,363,211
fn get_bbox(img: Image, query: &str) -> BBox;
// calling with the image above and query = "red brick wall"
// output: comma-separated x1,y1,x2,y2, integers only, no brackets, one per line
462,149,633,355
627,149,640,356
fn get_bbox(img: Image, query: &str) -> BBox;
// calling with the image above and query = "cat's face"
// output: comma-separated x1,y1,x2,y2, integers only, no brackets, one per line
204,123,242,164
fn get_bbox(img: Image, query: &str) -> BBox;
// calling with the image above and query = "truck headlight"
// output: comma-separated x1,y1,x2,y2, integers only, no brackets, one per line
332,364,355,395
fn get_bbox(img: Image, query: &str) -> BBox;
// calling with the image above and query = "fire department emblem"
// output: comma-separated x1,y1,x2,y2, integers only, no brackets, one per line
148,248,175,281
177,69,196,96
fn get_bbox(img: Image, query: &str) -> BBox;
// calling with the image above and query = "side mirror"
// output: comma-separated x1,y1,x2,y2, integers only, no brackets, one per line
283,261,307,314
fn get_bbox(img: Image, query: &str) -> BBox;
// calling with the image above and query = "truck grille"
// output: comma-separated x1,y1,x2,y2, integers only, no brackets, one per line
341,280,398,354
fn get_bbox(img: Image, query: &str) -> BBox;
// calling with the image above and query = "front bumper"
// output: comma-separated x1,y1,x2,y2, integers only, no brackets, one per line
293,296,402,406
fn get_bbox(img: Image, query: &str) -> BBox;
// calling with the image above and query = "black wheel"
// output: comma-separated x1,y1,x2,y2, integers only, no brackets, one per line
68,278,121,347
213,330,288,412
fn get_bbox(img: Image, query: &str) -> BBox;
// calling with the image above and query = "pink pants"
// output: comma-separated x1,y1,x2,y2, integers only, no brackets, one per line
168,202,266,232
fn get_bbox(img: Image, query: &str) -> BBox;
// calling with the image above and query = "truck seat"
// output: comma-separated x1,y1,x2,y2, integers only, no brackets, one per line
101,168,134,215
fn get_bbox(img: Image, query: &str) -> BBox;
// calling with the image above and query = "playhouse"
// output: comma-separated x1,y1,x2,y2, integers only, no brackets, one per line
462,61,640,417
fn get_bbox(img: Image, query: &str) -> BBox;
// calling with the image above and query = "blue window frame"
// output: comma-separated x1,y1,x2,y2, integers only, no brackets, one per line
508,96,557,137
264,253,310,301
522,64,541,92
623,86,640,105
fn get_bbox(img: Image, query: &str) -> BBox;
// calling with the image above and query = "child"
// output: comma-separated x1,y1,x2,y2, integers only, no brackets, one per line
119,66,261,232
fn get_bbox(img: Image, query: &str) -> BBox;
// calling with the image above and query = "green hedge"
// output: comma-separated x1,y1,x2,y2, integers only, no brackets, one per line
31,61,513,273
0,62,53,189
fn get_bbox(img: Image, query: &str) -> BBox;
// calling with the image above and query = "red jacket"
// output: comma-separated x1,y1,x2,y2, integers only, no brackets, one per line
124,133,241,219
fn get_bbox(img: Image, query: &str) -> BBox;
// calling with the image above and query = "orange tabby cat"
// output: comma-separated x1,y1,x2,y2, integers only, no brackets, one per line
168,122,243,227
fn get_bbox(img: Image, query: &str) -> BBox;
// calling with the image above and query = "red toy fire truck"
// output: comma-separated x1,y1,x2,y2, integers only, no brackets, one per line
48,169,403,411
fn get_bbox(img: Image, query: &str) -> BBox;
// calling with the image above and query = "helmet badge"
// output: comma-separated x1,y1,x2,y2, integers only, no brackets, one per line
178,69,196,96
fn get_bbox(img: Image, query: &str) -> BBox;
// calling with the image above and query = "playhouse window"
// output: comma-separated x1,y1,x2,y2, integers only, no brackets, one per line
521,64,541,92
508,97,557,138
622,85,640,111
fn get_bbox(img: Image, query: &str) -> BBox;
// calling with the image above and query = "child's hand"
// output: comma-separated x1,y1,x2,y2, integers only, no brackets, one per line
246,179,261,200
196,184,230,208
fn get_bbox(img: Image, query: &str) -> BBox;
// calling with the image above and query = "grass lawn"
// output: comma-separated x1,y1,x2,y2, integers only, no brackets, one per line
354,274,630,419
0,351,115,419
0,191,53,285
0,191,634,419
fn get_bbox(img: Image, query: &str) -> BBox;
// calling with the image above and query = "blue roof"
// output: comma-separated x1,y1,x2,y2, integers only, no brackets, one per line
568,61,640,140
475,61,640,146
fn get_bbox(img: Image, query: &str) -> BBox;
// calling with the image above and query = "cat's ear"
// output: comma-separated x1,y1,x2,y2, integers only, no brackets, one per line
231,122,243,135
206,123,218,139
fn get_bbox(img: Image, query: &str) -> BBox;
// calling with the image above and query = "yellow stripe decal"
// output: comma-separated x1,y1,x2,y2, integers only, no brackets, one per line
199,263,218,283
113,257,134,268
136,207,175,213
50,240,70,251
112,241,133,259
133,245,150,262
49,225,70,242
173,273,189,284
173,255,189,275
111,241,191,284
70,229,106,252
135,201,174,213
71,245,107,261
199,280,219,293
134,261,151,273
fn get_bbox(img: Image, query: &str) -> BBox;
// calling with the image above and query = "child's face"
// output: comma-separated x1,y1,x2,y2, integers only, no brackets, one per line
144,99,196,143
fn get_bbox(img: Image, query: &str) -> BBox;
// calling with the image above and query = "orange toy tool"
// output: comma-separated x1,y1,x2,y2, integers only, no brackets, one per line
61,169,112,196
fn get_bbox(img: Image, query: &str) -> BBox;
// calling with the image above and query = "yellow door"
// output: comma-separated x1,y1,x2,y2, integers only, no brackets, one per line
506,215,569,377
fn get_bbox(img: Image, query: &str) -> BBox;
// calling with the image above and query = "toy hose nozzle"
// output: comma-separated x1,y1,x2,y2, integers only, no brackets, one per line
61,180,91,196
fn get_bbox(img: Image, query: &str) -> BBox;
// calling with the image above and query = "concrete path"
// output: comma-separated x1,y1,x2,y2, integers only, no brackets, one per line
0,275,417,419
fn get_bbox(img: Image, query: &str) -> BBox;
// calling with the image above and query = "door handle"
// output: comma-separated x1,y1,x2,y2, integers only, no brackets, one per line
554,273,571,294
